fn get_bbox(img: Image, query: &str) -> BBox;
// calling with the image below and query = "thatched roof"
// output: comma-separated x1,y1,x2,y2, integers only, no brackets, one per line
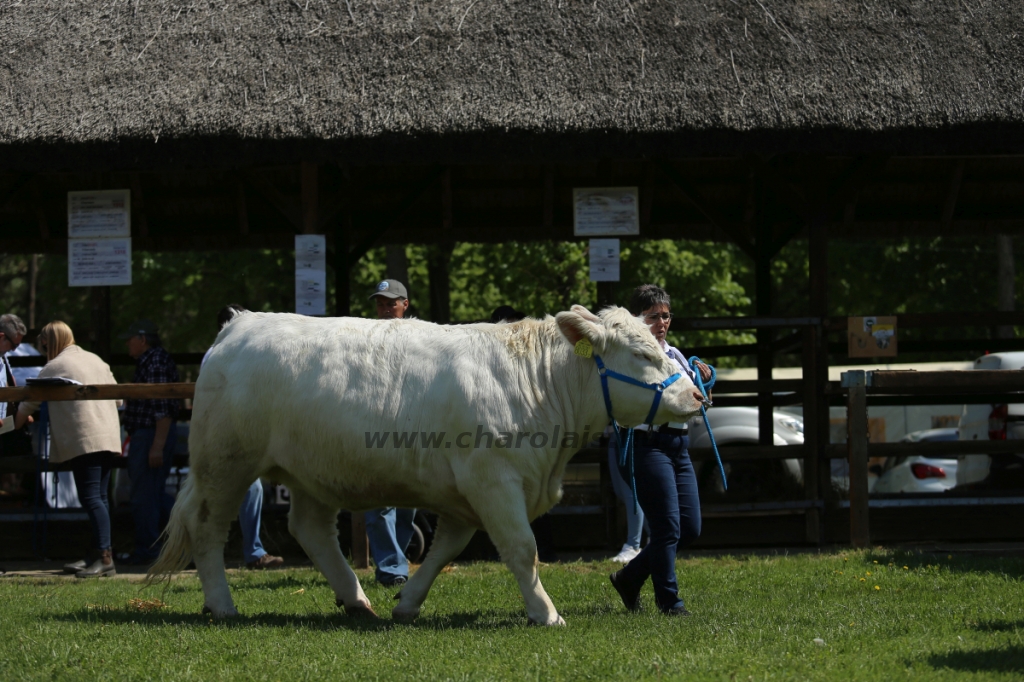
2,0,1022,167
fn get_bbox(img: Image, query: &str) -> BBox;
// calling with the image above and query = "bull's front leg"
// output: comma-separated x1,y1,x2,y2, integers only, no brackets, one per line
462,475,565,626
392,516,475,622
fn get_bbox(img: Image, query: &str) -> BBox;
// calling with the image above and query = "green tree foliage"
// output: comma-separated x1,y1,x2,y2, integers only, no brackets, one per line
0,236,1016,370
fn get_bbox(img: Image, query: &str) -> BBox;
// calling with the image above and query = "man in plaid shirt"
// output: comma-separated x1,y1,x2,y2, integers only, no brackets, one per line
120,319,182,565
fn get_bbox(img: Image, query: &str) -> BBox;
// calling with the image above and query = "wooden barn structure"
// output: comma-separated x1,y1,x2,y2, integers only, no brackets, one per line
3,1,1024,549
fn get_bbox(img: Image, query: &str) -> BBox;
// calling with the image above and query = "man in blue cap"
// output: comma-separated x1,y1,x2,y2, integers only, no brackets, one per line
365,280,417,586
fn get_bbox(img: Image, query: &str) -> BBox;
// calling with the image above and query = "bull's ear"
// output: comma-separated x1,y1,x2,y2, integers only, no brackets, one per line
570,305,601,323
556,310,606,350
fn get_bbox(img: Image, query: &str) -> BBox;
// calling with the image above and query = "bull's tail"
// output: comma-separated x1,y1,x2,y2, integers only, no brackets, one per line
145,474,196,585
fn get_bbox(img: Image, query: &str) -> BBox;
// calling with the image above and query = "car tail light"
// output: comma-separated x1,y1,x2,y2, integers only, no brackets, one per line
989,405,1008,440
911,463,946,479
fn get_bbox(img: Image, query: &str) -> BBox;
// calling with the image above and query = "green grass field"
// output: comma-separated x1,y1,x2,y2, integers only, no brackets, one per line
2,549,1022,681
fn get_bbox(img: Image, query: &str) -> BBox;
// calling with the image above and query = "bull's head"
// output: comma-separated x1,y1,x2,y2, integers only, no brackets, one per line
556,305,706,427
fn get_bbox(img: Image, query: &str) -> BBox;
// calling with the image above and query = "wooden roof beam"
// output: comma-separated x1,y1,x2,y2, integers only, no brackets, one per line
345,165,446,268
657,160,755,259
237,169,302,232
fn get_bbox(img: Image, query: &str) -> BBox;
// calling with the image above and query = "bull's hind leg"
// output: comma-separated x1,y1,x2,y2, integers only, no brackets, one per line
287,487,375,617
186,478,251,618
392,517,475,622
463,480,565,626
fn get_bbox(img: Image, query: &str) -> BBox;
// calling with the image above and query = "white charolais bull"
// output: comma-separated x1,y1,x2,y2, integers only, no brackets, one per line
149,305,704,625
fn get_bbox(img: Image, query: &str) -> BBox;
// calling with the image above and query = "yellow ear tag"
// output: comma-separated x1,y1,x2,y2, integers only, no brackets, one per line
574,339,593,358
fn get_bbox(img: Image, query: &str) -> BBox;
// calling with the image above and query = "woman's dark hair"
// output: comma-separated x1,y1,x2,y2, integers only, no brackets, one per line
629,284,671,315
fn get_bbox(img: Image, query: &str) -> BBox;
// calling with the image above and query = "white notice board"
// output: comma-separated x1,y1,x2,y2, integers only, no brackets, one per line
589,239,621,282
68,238,132,287
295,234,327,316
573,187,639,236
67,190,131,238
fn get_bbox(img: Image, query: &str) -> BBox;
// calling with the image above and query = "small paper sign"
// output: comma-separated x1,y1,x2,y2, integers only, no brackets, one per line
295,235,327,316
589,238,620,282
848,316,897,358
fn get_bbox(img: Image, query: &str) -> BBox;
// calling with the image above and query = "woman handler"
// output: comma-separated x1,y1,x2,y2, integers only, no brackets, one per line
609,284,711,616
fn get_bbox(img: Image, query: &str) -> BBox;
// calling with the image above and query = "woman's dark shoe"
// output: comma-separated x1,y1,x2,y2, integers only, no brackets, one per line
609,570,642,612
63,559,87,574
663,605,692,617
76,550,116,579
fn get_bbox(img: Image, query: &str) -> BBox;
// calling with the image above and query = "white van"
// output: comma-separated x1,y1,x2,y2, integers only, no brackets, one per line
956,351,1024,487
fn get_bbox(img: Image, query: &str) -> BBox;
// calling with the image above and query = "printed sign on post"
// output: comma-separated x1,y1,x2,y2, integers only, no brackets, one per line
68,238,132,287
589,238,620,282
67,190,131,238
67,190,133,287
573,187,639,236
295,234,327,316
848,316,897,358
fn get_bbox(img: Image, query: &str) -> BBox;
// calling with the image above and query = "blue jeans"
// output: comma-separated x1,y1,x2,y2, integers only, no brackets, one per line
239,480,267,564
127,427,176,560
616,433,701,612
67,451,117,552
365,507,415,583
608,440,646,550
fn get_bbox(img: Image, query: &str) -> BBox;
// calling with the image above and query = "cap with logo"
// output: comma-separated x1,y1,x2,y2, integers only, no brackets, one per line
119,319,159,339
369,279,408,300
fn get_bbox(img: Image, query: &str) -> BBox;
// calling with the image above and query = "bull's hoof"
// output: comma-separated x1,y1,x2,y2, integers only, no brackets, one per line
336,599,379,619
391,606,420,623
527,615,566,627
201,604,239,618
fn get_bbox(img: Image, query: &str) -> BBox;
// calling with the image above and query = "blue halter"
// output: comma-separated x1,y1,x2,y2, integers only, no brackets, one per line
595,353,728,512
593,354,683,511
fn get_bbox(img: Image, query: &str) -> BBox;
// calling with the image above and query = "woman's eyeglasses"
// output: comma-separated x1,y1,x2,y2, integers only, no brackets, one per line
643,312,673,324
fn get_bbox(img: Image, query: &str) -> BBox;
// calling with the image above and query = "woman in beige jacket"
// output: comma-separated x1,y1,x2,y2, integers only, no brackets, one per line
15,321,122,578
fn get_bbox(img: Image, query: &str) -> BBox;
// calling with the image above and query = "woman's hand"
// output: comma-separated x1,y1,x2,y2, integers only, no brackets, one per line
694,361,712,383
14,408,33,430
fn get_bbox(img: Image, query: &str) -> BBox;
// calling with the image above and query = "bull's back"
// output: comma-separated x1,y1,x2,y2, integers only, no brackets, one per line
190,313,521,511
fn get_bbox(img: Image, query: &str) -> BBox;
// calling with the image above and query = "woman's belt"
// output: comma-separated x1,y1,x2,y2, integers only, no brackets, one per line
620,424,688,439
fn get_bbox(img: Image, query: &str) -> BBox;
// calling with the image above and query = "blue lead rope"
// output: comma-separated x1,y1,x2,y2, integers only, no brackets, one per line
689,356,728,491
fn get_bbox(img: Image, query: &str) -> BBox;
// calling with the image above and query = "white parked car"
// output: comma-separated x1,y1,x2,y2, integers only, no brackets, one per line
957,352,1024,489
873,428,958,494
690,407,805,502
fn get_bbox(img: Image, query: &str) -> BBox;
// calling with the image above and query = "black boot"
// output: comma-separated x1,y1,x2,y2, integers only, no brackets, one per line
76,550,116,578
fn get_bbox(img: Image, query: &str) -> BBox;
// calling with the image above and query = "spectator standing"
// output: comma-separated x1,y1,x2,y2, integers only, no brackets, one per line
201,304,283,570
608,284,711,616
0,314,29,502
0,313,27,444
15,322,122,577
364,279,418,587
119,319,181,565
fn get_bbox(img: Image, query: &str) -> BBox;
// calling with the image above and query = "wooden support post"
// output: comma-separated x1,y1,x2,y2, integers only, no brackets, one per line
755,214,774,447
845,371,870,547
807,213,830,543
801,325,822,543
91,286,111,361
334,212,351,317
597,281,616,310
301,162,318,235
129,172,149,239
542,167,554,228
427,242,454,323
